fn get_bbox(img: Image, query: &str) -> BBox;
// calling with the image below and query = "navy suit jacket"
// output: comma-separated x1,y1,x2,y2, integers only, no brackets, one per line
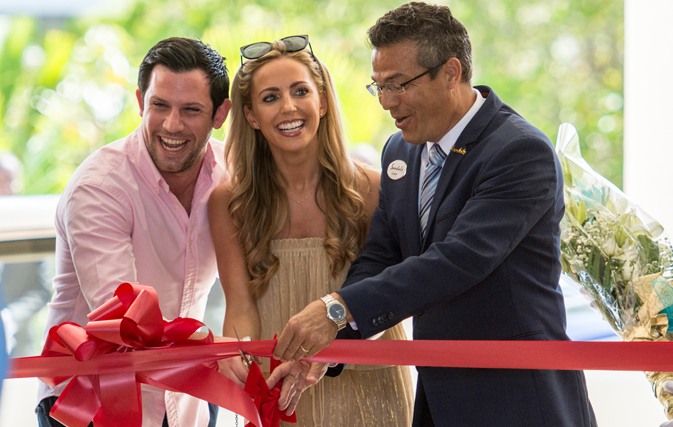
337,87,596,426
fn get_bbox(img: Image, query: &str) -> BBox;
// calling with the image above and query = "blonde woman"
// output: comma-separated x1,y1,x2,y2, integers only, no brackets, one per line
209,36,413,426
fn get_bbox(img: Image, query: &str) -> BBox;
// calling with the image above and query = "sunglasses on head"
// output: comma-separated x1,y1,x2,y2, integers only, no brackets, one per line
239,35,314,65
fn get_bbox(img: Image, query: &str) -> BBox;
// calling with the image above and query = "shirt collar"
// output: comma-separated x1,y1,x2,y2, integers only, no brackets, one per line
426,87,486,156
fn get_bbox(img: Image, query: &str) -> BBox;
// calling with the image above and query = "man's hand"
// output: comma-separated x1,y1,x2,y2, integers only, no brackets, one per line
217,356,249,388
266,361,328,416
273,299,338,362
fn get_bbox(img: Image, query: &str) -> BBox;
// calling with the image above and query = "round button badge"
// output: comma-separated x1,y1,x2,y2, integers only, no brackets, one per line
387,160,407,180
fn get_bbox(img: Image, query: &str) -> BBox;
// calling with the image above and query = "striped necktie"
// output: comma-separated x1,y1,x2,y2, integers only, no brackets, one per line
420,144,447,241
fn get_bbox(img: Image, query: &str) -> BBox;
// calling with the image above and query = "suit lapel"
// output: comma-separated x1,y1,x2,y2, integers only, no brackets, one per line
421,86,502,249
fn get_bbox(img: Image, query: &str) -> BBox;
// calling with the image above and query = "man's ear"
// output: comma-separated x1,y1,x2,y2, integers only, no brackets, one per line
444,58,463,89
136,89,144,117
213,99,232,130
244,105,259,130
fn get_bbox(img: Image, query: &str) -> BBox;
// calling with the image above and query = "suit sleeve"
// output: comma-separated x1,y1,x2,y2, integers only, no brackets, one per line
338,136,560,338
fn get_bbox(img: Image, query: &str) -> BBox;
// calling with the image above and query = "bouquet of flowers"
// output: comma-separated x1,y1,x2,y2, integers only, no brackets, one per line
556,123,673,419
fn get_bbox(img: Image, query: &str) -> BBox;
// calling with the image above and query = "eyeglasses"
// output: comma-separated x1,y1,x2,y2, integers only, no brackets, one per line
366,63,443,97
240,35,314,65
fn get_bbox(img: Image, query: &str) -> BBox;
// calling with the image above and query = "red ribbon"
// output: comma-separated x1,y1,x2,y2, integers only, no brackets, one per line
244,358,297,427
9,284,673,426
14,339,673,382
35,283,263,427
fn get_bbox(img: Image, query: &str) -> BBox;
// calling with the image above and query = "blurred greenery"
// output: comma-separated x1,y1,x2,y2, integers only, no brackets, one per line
0,0,623,194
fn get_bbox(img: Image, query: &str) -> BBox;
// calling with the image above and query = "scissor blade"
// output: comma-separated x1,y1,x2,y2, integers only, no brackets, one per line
233,325,252,368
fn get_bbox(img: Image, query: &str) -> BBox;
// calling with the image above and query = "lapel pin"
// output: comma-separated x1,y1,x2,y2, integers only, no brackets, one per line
450,147,466,155
387,160,407,180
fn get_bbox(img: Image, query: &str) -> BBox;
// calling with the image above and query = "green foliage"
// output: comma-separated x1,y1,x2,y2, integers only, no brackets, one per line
0,0,623,194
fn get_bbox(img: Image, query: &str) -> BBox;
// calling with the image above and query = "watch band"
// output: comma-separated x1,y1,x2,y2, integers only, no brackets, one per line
321,294,348,330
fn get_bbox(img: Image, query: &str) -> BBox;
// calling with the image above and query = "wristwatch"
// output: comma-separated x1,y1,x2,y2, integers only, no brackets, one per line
321,294,348,330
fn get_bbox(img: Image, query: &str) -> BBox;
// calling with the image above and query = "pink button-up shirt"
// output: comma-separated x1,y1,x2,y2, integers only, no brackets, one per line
39,127,227,427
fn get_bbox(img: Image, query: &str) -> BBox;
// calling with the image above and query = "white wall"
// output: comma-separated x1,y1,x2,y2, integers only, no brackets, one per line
624,0,673,233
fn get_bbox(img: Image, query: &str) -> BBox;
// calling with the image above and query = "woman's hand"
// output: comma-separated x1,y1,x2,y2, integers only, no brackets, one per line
266,361,328,416
217,356,250,388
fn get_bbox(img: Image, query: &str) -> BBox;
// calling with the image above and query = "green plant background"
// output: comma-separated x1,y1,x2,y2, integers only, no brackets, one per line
0,0,623,194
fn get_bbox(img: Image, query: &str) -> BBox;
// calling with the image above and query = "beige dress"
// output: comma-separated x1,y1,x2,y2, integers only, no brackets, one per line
257,238,414,427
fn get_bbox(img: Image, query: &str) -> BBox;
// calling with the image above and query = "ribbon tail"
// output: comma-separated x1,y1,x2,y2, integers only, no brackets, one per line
50,375,101,427
97,371,142,427
138,363,263,427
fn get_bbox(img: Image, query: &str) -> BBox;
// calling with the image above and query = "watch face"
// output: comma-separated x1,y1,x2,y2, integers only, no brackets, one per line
328,303,346,321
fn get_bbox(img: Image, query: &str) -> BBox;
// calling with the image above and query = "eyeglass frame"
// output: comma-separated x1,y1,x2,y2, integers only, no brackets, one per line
239,35,315,65
366,62,445,97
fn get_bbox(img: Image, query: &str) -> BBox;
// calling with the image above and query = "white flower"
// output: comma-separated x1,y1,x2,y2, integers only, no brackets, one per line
602,236,618,256
622,261,634,282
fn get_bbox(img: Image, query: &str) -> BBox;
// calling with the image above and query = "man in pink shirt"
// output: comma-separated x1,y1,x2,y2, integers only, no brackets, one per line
36,37,232,427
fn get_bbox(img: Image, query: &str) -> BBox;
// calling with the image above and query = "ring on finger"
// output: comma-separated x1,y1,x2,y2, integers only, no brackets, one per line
300,345,310,353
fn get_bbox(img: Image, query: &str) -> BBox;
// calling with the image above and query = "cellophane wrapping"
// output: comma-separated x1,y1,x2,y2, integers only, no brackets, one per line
556,123,673,419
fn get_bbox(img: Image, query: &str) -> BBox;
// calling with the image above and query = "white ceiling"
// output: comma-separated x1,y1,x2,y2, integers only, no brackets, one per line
0,0,133,17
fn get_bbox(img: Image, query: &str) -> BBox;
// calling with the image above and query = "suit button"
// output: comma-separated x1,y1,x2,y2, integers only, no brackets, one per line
388,312,394,319
372,319,379,327
378,315,386,323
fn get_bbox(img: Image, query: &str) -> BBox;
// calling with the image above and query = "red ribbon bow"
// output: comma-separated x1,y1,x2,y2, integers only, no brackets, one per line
40,283,265,427
244,358,297,427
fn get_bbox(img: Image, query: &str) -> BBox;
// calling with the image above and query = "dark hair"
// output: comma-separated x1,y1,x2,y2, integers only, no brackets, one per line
367,2,472,83
138,37,230,118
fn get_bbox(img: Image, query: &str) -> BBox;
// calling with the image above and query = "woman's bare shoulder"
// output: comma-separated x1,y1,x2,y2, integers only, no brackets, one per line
355,163,381,217
209,180,237,225
210,180,234,205
362,165,381,189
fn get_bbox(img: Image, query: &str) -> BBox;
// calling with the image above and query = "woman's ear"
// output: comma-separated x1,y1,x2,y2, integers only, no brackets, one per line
319,93,327,118
244,105,259,129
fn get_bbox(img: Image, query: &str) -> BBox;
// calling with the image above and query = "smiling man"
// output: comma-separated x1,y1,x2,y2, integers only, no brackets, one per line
36,38,231,427
275,3,597,426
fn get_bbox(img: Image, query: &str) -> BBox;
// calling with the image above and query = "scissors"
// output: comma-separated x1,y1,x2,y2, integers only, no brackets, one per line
233,325,253,369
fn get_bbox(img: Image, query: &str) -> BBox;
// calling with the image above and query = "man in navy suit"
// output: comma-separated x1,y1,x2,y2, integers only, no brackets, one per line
274,2,596,425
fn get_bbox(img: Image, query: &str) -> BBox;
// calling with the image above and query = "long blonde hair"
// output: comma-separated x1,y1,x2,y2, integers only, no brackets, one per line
225,41,370,299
